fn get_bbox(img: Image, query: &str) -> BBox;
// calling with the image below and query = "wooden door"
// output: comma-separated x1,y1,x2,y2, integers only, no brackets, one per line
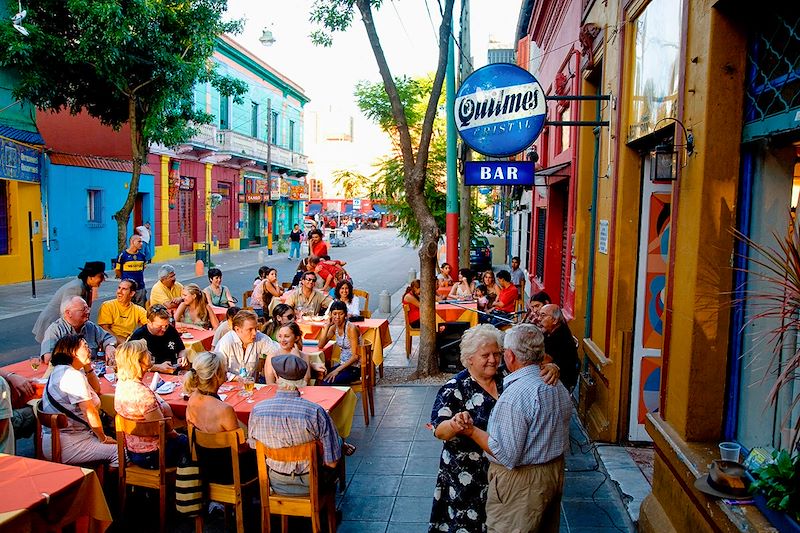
214,183,231,248
178,183,194,252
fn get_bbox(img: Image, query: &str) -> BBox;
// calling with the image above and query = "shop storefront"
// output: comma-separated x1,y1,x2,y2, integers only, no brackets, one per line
241,172,269,248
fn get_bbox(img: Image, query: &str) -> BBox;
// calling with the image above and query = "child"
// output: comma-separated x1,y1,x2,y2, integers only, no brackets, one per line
474,283,490,311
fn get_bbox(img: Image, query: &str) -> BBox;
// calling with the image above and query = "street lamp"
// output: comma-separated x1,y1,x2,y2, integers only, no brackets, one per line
259,26,276,47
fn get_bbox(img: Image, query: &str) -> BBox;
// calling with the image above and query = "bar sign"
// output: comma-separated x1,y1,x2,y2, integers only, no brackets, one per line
465,161,534,186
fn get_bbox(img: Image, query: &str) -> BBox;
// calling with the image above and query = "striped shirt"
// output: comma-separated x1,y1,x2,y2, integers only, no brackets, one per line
487,364,571,469
247,389,341,475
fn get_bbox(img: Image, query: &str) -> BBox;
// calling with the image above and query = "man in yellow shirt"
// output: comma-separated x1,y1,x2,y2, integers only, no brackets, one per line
97,279,148,343
149,264,184,312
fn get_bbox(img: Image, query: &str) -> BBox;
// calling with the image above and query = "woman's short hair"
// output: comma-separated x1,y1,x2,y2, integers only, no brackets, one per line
208,268,222,280
51,334,83,366
278,322,303,339
115,339,151,381
329,300,348,316
232,310,258,329
530,291,552,304
335,279,354,303
504,324,545,364
183,351,227,395
459,324,504,366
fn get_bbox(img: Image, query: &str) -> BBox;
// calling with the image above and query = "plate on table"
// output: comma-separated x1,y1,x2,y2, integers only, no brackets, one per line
181,332,193,339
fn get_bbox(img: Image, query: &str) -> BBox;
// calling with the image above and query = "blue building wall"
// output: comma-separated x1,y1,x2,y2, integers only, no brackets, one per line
42,161,154,278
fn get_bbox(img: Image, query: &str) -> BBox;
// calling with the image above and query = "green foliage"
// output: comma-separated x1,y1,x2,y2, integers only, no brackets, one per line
353,76,495,246
309,0,383,46
750,450,799,520
0,0,247,147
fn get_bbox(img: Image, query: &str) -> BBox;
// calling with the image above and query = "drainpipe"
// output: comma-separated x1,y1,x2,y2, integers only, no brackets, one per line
584,90,602,339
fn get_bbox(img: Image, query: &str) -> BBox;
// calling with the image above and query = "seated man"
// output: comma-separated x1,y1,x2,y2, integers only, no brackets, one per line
248,354,341,495
538,304,580,391
482,270,519,327
285,272,333,316
215,310,280,379
149,264,184,311
129,304,189,374
97,279,148,343
0,376,15,454
41,296,117,363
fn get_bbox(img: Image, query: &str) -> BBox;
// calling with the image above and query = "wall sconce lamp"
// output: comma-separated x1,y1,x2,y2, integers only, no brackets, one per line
650,118,694,182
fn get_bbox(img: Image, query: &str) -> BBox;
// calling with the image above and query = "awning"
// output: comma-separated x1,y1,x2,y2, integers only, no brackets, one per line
0,125,44,145
306,203,322,215
373,204,388,214
536,162,571,177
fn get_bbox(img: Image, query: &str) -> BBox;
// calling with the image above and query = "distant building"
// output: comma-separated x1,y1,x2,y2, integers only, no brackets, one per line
487,46,515,64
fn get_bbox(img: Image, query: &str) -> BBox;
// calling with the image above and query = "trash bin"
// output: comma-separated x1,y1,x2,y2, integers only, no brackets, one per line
195,247,207,264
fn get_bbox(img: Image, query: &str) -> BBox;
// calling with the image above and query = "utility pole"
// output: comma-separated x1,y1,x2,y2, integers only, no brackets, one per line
445,13,459,272
266,98,273,255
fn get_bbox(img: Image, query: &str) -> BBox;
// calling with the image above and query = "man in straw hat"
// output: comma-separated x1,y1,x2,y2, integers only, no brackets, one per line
248,354,341,495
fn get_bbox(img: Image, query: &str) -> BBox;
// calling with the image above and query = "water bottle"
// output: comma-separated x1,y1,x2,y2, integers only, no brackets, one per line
95,349,106,376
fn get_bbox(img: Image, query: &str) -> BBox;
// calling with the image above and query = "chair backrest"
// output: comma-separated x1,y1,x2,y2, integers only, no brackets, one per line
34,400,68,463
402,304,418,331
255,439,323,512
242,290,253,310
353,289,370,309
189,425,245,487
116,414,168,473
281,282,292,290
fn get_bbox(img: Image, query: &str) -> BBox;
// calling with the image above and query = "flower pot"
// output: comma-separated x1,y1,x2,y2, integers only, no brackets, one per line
753,493,800,533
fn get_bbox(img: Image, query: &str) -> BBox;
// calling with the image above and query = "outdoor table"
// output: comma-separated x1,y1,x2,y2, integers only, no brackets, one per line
296,317,392,367
436,286,452,298
175,326,215,357
2,359,357,438
436,301,479,327
209,304,228,321
0,453,112,532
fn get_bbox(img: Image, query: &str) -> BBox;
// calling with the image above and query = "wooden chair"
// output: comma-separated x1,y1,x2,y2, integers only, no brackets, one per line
255,439,337,533
33,400,67,463
333,340,375,426
242,290,253,310
189,426,259,533
403,304,420,357
281,281,292,290
116,415,177,533
353,289,371,318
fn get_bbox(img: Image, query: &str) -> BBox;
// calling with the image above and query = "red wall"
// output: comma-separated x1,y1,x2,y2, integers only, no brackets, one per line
37,110,132,157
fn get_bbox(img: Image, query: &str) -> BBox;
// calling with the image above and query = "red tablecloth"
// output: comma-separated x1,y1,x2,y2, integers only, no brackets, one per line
436,286,452,298
176,327,215,352
209,305,227,322
0,454,112,531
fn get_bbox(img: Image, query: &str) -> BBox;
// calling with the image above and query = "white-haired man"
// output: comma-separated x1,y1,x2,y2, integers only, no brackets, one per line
149,264,184,311
41,296,117,363
456,323,571,533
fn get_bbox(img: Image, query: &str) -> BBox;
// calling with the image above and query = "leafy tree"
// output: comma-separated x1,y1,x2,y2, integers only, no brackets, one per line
0,0,247,250
352,76,496,246
311,0,456,376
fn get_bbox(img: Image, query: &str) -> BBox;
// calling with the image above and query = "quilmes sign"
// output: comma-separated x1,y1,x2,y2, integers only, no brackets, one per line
465,161,535,186
455,63,546,157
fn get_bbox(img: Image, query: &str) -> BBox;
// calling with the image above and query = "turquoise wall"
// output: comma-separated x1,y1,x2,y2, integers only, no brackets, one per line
42,162,154,278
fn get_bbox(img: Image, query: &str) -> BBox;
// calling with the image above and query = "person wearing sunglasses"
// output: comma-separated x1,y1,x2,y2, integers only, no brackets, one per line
285,273,333,317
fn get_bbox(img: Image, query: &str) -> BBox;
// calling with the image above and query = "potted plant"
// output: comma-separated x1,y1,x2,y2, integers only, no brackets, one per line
750,450,800,533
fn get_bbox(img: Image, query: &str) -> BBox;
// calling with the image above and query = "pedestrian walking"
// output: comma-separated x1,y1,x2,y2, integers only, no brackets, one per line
116,235,147,307
135,221,152,263
289,223,302,260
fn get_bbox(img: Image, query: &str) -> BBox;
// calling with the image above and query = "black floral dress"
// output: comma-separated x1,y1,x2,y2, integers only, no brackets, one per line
429,369,503,533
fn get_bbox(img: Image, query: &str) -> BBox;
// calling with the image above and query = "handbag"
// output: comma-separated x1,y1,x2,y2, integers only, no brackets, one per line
175,429,203,516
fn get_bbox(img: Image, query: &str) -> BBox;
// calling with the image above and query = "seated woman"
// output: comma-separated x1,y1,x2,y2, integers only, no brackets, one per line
184,351,256,484
437,262,454,288
203,268,235,308
262,304,299,343
403,280,421,328
481,270,501,303
448,269,476,301
525,290,552,325
175,283,219,330
319,301,362,385
41,334,118,467
211,306,240,350
258,267,284,312
325,279,361,318
114,339,189,469
250,267,270,318
275,322,327,383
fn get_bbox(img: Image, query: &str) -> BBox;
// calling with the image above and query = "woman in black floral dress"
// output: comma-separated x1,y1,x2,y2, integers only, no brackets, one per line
429,324,505,533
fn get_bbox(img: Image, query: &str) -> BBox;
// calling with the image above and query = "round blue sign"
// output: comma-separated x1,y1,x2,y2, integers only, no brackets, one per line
455,63,546,157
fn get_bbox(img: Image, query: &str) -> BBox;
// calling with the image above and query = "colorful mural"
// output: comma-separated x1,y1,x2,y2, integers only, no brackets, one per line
642,193,671,348
638,356,662,424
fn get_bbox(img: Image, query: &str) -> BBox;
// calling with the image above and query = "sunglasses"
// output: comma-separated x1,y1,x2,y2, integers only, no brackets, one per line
284,314,296,320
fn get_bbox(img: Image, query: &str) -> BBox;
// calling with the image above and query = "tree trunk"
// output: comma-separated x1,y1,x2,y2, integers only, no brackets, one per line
113,97,145,252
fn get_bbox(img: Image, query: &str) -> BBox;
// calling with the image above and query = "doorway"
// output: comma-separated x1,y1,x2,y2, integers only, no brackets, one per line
178,178,195,252
214,183,231,248
248,203,261,245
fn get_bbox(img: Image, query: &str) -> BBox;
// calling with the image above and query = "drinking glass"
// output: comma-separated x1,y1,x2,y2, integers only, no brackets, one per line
240,362,258,401
29,356,41,372
719,442,741,462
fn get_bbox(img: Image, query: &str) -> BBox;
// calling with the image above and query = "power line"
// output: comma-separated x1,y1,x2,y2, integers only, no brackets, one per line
423,0,441,47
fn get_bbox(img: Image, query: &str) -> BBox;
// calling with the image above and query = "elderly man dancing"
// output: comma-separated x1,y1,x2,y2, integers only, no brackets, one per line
456,323,572,533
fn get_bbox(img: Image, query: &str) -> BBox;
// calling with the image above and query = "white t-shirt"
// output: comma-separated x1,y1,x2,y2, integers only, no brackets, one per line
325,297,362,317
211,320,232,348
0,377,14,455
42,364,98,433
215,331,280,375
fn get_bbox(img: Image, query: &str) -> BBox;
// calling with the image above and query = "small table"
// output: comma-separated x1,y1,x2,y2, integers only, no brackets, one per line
176,327,215,356
435,301,479,327
297,318,393,367
0,454,112,532
209,305,228,322
436,286,452,298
